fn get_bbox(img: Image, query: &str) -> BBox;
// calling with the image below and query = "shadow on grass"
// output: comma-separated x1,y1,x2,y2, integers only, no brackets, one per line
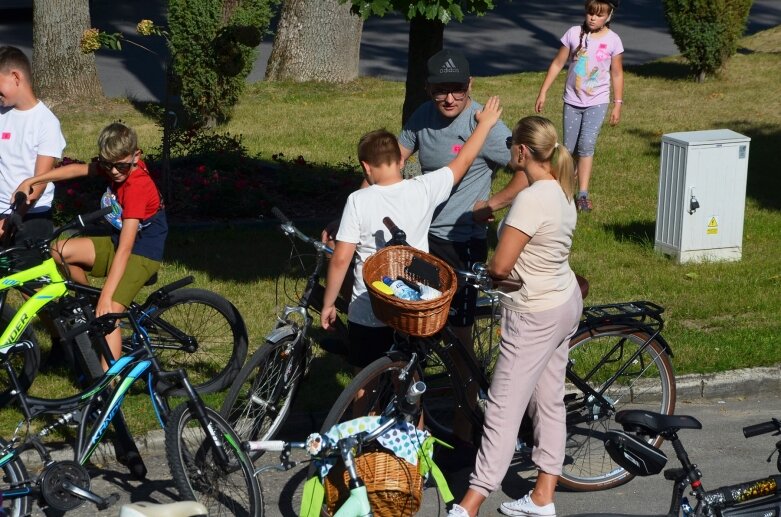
603,220,656,249
627,60,693,80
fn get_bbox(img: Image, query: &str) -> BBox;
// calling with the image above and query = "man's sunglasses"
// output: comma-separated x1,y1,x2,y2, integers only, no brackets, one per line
97,159,135,174
431,88,468,102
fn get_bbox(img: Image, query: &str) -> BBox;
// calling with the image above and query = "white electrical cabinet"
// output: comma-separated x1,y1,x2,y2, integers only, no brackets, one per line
654,129,750,264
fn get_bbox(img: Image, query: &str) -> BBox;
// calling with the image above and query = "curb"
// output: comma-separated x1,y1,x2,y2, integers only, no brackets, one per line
22,367,779,469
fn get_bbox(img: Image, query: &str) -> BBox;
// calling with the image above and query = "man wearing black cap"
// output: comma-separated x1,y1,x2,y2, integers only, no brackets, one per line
399,48,527,344
398,49,527,464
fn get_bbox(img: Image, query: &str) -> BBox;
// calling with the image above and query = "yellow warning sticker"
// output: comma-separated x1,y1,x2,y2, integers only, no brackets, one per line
707,216,718,235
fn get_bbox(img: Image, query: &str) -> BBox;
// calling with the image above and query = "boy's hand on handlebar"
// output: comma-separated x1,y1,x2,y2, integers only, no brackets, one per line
13,179,37,205
320,219,340,247
475,96,503,127
321,305,338,331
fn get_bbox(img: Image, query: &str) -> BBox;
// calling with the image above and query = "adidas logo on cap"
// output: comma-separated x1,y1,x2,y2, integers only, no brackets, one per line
440,58,460,74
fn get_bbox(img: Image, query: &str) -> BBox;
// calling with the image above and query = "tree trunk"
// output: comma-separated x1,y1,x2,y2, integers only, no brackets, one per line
32,0,103,103
401,17,444,126
265,0,363,83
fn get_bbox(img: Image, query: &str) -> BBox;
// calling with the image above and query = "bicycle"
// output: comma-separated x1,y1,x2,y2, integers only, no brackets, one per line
220,207,349,451
320,217,676,492
0,283,261,516
247,370,431,517
568,409,781,516
0,193,248,399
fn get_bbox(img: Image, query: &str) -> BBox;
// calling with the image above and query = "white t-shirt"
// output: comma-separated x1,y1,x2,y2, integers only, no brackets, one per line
336,167,454,327
502,179,578,313
0,101,66,212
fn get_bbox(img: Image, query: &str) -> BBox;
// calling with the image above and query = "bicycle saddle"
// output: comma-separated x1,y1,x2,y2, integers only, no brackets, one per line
616,409,702,436
119,501,208,517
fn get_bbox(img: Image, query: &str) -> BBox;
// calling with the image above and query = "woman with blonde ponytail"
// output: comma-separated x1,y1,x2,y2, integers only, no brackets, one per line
448,116,583,517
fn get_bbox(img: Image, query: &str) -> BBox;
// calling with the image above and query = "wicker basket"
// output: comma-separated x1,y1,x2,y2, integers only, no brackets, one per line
362,246,457,337
324,450,423,517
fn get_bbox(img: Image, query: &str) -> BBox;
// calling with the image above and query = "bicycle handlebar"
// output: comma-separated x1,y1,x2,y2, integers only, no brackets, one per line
272,206,333,255
743,418,781,438
0,205,113,258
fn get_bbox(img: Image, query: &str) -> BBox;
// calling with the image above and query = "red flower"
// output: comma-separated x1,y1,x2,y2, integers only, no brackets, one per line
66,188,77,196
196,164,207,174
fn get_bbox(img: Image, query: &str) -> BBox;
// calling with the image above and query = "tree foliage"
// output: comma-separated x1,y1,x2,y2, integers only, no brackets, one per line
346,0,494,23
340,0,495,124
663,0,753,82
168,0,278,126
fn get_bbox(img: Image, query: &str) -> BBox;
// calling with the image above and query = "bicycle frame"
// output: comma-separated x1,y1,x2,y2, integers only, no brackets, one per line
0,256,67,352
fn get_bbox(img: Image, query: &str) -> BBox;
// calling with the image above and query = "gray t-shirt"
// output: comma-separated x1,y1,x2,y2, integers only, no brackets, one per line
399,99,511,242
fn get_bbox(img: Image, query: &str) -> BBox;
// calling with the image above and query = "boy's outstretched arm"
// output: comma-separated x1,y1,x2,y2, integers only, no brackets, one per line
13,162,90,204
447,96,503,186
321,240,356,331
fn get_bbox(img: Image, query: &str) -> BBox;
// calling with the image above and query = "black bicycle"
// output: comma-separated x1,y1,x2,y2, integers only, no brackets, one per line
320,217,676,491
569,410,781,516
220,207,349,452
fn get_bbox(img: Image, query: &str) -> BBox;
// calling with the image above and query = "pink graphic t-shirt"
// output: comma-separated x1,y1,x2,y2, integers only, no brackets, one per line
561,25,624,108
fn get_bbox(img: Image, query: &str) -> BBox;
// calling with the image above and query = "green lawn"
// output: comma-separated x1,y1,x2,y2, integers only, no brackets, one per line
4,27,779,436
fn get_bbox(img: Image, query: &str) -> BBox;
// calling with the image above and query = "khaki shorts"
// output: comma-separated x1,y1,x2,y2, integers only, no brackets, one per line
89,236,161,307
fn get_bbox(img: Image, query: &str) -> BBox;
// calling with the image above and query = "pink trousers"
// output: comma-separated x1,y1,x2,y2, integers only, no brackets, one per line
468,287,582,497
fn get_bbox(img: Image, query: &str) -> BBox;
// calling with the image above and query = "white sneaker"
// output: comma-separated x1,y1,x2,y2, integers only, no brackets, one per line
447,503,471,517
499,491,556,516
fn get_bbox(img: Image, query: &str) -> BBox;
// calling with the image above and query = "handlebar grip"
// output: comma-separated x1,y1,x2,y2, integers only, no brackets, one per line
272,207,291,225
382,217,400,235
246,440,286,452
77,206,113,227
743,420,779,438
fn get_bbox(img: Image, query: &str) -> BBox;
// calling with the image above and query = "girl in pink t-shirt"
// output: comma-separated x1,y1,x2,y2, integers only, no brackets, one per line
535,0,624,212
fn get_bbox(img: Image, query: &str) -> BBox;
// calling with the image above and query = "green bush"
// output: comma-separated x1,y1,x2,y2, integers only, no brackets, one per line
663,0,753,81
168,0,278,127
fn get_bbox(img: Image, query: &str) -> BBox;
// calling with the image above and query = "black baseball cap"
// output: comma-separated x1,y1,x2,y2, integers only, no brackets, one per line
427,49,470,85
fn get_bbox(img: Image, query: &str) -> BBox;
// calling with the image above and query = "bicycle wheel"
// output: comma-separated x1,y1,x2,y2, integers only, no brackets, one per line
0,439,33,517
220,336,306,457
421,304,497,439
0,304,41,408
165,403,263,517
561,325,676,491
320,354,415,432
139,288,248,395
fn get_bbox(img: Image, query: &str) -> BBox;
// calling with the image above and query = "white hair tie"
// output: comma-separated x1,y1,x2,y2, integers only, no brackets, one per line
554,142,560,149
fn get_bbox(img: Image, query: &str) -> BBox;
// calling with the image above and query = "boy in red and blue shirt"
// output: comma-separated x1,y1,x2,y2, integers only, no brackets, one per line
15,122,167,367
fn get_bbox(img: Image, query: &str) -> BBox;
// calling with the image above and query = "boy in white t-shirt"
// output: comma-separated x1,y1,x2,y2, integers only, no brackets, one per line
0,46,66,247
321,96,502,368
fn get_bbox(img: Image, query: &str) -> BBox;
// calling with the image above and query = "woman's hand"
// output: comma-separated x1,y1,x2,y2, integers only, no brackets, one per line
12,179,37,205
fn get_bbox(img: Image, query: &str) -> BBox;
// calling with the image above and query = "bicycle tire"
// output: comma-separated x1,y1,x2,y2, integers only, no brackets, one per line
0,438,33,517
560,325,676,491
165,403,264,517
421,304,497,440
137,288,248,395
220,336,305,458
0,304,41,408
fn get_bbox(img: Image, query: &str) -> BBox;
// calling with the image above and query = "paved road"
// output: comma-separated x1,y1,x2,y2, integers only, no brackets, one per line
28,392,781,516
1,0,780,102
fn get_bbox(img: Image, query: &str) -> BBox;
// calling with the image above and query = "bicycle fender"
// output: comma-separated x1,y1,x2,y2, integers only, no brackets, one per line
265,325,299,344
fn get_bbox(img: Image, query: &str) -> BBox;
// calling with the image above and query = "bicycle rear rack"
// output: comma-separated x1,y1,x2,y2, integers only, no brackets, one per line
580,301,665,333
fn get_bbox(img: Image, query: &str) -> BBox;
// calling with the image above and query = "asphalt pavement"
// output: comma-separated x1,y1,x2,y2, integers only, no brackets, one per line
21,367,781,516
1,0,780,102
